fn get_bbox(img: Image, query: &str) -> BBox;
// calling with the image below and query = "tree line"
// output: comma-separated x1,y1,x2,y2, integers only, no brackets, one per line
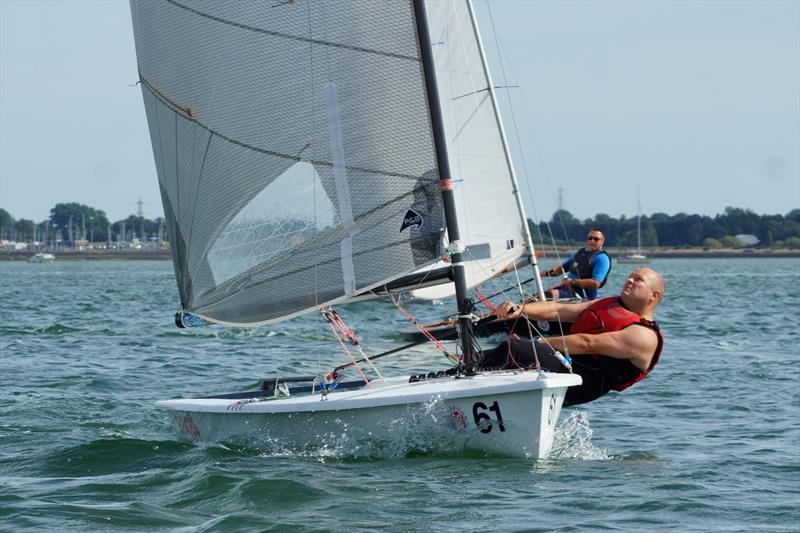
533,207,800,249
0,203,166,245
2,203,799,249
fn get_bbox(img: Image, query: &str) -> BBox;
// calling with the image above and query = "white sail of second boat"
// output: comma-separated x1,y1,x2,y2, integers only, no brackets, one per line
408,1,542,301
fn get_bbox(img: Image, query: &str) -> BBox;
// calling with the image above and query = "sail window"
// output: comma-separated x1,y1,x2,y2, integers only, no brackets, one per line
206,161,338,285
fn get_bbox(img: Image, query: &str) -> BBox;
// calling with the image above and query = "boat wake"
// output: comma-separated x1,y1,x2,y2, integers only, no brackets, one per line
216,399,476,461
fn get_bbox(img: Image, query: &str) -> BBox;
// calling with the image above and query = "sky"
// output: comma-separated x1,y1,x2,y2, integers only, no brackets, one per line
1,0,798,224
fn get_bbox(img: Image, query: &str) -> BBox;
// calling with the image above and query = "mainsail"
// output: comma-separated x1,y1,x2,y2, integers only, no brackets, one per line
131,0,449,325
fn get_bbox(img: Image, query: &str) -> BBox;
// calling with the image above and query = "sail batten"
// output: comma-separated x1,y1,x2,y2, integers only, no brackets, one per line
140,76,432,183
164,0,422,62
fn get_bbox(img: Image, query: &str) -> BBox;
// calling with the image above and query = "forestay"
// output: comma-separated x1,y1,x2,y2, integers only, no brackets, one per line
130,0,448,325
409,1,530,300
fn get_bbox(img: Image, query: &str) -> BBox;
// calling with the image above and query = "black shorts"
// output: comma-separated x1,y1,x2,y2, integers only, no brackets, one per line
479,338,613,406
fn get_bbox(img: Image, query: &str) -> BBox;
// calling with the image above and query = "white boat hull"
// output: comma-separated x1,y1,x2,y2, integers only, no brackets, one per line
618,253,650,263
408,250,527,301
157,371,581,459
27,253,55,263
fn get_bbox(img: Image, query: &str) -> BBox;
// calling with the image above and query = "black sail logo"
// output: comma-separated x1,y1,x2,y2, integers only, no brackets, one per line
400,209,423,232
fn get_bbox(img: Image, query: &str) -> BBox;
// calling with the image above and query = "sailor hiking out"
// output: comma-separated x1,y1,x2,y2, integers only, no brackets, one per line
481,267,664,405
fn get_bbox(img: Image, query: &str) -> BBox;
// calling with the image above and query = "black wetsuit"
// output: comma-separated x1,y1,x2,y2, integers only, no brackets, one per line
480,297,663,405
480,338,649,406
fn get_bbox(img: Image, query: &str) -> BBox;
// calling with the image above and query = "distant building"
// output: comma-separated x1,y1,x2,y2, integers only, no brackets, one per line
1,241,27,251
735,234,759,246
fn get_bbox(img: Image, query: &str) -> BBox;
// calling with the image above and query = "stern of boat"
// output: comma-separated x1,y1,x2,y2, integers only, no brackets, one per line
443,371,579,459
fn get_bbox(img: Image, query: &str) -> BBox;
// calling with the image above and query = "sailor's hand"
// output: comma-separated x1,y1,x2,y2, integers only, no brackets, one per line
496,301,522,320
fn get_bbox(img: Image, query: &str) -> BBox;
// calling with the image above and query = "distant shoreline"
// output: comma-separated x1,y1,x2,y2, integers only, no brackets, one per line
555,247,800,259
1,247,798,261
0,250,172,261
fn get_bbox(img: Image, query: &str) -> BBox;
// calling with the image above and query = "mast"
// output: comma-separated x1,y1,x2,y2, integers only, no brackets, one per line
413,0,478,372
465,0,546,301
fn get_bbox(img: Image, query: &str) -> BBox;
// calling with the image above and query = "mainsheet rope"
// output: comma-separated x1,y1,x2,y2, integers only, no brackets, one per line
321,308,383,385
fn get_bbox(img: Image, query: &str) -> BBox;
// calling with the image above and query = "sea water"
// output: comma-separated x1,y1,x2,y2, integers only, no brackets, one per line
1,258,798,531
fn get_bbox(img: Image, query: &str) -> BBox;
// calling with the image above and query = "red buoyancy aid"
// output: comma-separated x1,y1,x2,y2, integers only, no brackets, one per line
570,297,663,391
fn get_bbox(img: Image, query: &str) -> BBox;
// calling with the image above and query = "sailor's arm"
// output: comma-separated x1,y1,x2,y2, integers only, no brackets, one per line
562,277,600,290
495,299,590,322
540,265,564,277
540,326,658,371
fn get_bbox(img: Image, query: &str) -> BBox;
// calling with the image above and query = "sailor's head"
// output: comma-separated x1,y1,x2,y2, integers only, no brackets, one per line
621,267,664,308
586,227,605,250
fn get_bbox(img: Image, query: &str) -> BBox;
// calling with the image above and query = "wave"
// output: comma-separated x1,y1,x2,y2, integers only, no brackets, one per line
35,437,197,478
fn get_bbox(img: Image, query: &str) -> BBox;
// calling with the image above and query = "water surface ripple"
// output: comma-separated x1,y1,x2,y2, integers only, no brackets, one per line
1,258,798,531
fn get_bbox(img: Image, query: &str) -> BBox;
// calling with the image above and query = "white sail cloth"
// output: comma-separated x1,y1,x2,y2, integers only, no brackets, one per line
130,0,529,323
131,0,448,325
409,1,530,300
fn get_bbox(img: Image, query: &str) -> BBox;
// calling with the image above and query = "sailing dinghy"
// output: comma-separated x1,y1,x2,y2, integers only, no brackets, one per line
619,188,651,263
130,0,580,459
